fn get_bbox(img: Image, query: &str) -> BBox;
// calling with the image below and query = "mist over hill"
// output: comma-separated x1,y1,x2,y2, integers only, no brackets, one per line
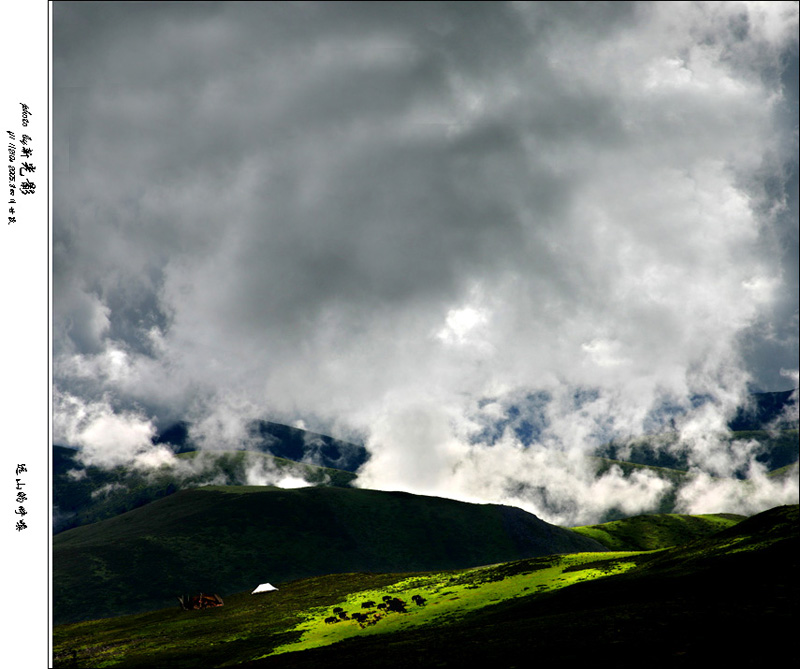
54,389,798,532
50,3,799,663
155,420,370,472
53,445,358,534
728,389,799,431
53,419,368,533
52,0,798,580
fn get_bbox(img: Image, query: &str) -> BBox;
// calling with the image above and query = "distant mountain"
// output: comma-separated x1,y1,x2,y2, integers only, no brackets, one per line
52,391,796,537
475,389,798,448
53,446,357,534
154,420,370,472
53,485,607,624
152,390,796,470
728,389,798,431
54,419,368,534
596,429,798,477
55,425,797,535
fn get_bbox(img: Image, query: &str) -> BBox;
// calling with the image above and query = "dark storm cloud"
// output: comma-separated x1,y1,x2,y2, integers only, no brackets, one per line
53,2,798,524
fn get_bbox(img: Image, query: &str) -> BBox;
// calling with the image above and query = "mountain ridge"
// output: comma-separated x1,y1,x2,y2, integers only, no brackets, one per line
53,484,606,624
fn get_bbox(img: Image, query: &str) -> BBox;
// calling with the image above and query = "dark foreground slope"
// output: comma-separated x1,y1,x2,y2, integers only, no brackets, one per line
53,505,798,668
53,485,605,624
247,505,798,668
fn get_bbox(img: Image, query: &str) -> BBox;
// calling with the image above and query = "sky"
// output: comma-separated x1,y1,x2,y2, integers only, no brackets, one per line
52,1,798,525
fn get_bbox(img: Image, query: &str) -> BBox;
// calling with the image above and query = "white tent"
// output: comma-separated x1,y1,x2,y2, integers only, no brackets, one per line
251,583,279,594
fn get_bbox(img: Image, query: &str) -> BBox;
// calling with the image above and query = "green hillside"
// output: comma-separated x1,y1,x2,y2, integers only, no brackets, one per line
596,429,798,475
588,429,797,520
55,427,797,534
53,447,357,533
571,512,745,550
53,485,606,624
53,505,799,668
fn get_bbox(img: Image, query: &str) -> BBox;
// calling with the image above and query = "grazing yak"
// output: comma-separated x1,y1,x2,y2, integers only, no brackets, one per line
385,597,407,613
352,611,383,627
361,600,376,609
412,594,427,606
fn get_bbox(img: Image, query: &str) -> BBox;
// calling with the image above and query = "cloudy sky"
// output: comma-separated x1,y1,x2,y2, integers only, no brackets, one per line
53,1,798,524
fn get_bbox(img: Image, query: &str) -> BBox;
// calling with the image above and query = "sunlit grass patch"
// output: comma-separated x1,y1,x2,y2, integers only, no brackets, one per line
571,513,745,551
52,506,798,668
266,551,642,658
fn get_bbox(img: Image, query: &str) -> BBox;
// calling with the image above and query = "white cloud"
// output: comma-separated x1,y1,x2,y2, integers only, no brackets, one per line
676,462,800,516
53,2,799,521
54,391,161,469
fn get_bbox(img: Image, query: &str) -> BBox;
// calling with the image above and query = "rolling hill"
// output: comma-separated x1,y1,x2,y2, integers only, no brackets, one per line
55,426,797,533
570,511,745,550
595,429,798,477
55,397,797,534
53,504,798,668
154,420,370,472
53,447,358,533
53,485,606,624
51,395,797,664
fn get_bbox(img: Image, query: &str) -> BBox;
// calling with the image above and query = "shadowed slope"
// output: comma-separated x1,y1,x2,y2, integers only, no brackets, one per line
53,505,798,668
53,447,357,533
53,485,605,624
244,505,799,668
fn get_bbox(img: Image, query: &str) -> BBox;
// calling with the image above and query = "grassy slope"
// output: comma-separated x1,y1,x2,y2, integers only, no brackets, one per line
53,485,605,624
589,429,797,520
251,504,799,667
53,448,357,533
53,505,798,668
597,428,798,474
55,428,796,533
570,512,745,550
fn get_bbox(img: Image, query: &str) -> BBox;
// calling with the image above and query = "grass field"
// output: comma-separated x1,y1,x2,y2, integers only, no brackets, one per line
52,549,647,668
53,485,605,624
571,512,744,550
53,505,799,668
264,550,642,658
